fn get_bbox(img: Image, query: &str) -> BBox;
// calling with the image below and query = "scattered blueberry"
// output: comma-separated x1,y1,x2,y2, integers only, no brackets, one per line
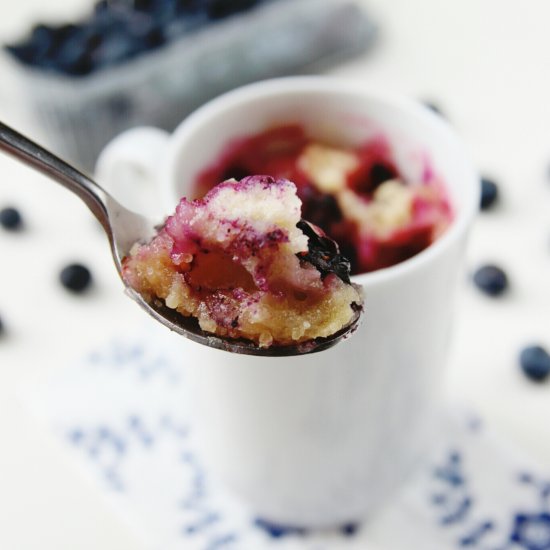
254,517,307,538
59,263,93,293
341,523,360,536
28,24,57,64
472,264,508,297
0,207,23,231
519,345,550,382
480,177,499,210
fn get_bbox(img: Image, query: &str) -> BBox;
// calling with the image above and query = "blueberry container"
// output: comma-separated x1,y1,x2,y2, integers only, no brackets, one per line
2,0,376,171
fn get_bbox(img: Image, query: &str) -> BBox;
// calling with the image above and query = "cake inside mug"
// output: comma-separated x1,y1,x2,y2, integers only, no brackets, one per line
122,175,362,348
195,125,453,274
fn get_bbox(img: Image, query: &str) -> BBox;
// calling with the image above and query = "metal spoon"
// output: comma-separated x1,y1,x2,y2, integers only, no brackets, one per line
0,121,362,356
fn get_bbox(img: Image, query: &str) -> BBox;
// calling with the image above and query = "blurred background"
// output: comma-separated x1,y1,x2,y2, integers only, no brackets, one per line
0,0,376,170
0,1,549,549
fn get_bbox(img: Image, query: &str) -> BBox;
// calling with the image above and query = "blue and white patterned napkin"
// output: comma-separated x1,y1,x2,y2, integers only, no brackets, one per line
25,322,550,550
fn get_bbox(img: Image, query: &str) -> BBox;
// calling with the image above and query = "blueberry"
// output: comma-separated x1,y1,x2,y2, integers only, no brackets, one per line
94,0,110,16
4,42,36,64
519,345,550,382
341,523,359,536
300,185,342,229
127,15,165,49
173,0,204,16
6,0,205,75
296,220,351,284
254,517,307,538
50,24,80,45
480,177,499,210
219,165,251,182
205,0,259,20
92,33,139,67
7,23,87,72
91,4,128,32
370,162,398,188
6,0,263,75
0,207,23,230
134,0,156,11
40,24,79,66
472,264,508,296
4,28,52,67
56,36,97,76
60,264,93,293
29,24,57,63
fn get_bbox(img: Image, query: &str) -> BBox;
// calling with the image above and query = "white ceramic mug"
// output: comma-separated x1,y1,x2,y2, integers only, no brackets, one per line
96,77,479,528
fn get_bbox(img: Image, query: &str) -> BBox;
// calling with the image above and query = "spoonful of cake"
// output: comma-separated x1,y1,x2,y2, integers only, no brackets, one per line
0,122,362,356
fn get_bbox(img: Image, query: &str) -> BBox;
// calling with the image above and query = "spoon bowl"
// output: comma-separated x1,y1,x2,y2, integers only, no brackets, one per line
0,121,361,356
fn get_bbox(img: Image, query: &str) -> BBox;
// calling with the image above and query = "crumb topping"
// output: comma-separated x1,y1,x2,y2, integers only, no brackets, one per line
123,176,362,347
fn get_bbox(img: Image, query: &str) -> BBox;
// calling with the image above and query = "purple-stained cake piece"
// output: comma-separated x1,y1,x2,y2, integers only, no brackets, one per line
123,175,362,348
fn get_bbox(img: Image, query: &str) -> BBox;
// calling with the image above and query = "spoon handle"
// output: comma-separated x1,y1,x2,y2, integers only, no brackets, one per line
0,121,111,233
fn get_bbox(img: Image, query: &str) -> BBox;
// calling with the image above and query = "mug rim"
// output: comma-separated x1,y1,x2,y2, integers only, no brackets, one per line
164,76,479,287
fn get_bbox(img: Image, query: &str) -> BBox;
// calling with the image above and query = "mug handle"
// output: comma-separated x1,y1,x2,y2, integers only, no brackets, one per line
95,127,170,218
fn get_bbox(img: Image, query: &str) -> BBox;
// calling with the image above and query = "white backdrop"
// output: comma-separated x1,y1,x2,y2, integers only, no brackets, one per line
0,1,549,548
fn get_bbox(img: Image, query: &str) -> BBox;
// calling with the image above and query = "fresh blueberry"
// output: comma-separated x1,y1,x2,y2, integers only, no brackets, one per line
127,15,165,50
205,0,259,20
0,207,23,231
91,4,128,32
341,523,360,536
254,517,307,538
480,177,499,210
60,263,93,293
50,23,80,44
43,24,80,66
3,42,36,64
28,24,57,63
519,345,550,382
172,0,203,16
7,23,88,72
370,162,398,188
94,0,110,16
56,29,98,76
92,32,140,67
133,0,156,11
5,25,45,69
472,264,508,296
5,0,263,75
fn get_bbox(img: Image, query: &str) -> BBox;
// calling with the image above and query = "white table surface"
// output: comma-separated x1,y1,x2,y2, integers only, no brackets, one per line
0,1,549,548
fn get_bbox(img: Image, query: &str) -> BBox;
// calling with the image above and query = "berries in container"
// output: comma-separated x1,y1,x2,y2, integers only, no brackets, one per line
2,0,376,171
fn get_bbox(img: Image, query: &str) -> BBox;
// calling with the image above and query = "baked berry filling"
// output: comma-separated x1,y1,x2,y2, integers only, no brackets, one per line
123,175,362,348
195,124,453,274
